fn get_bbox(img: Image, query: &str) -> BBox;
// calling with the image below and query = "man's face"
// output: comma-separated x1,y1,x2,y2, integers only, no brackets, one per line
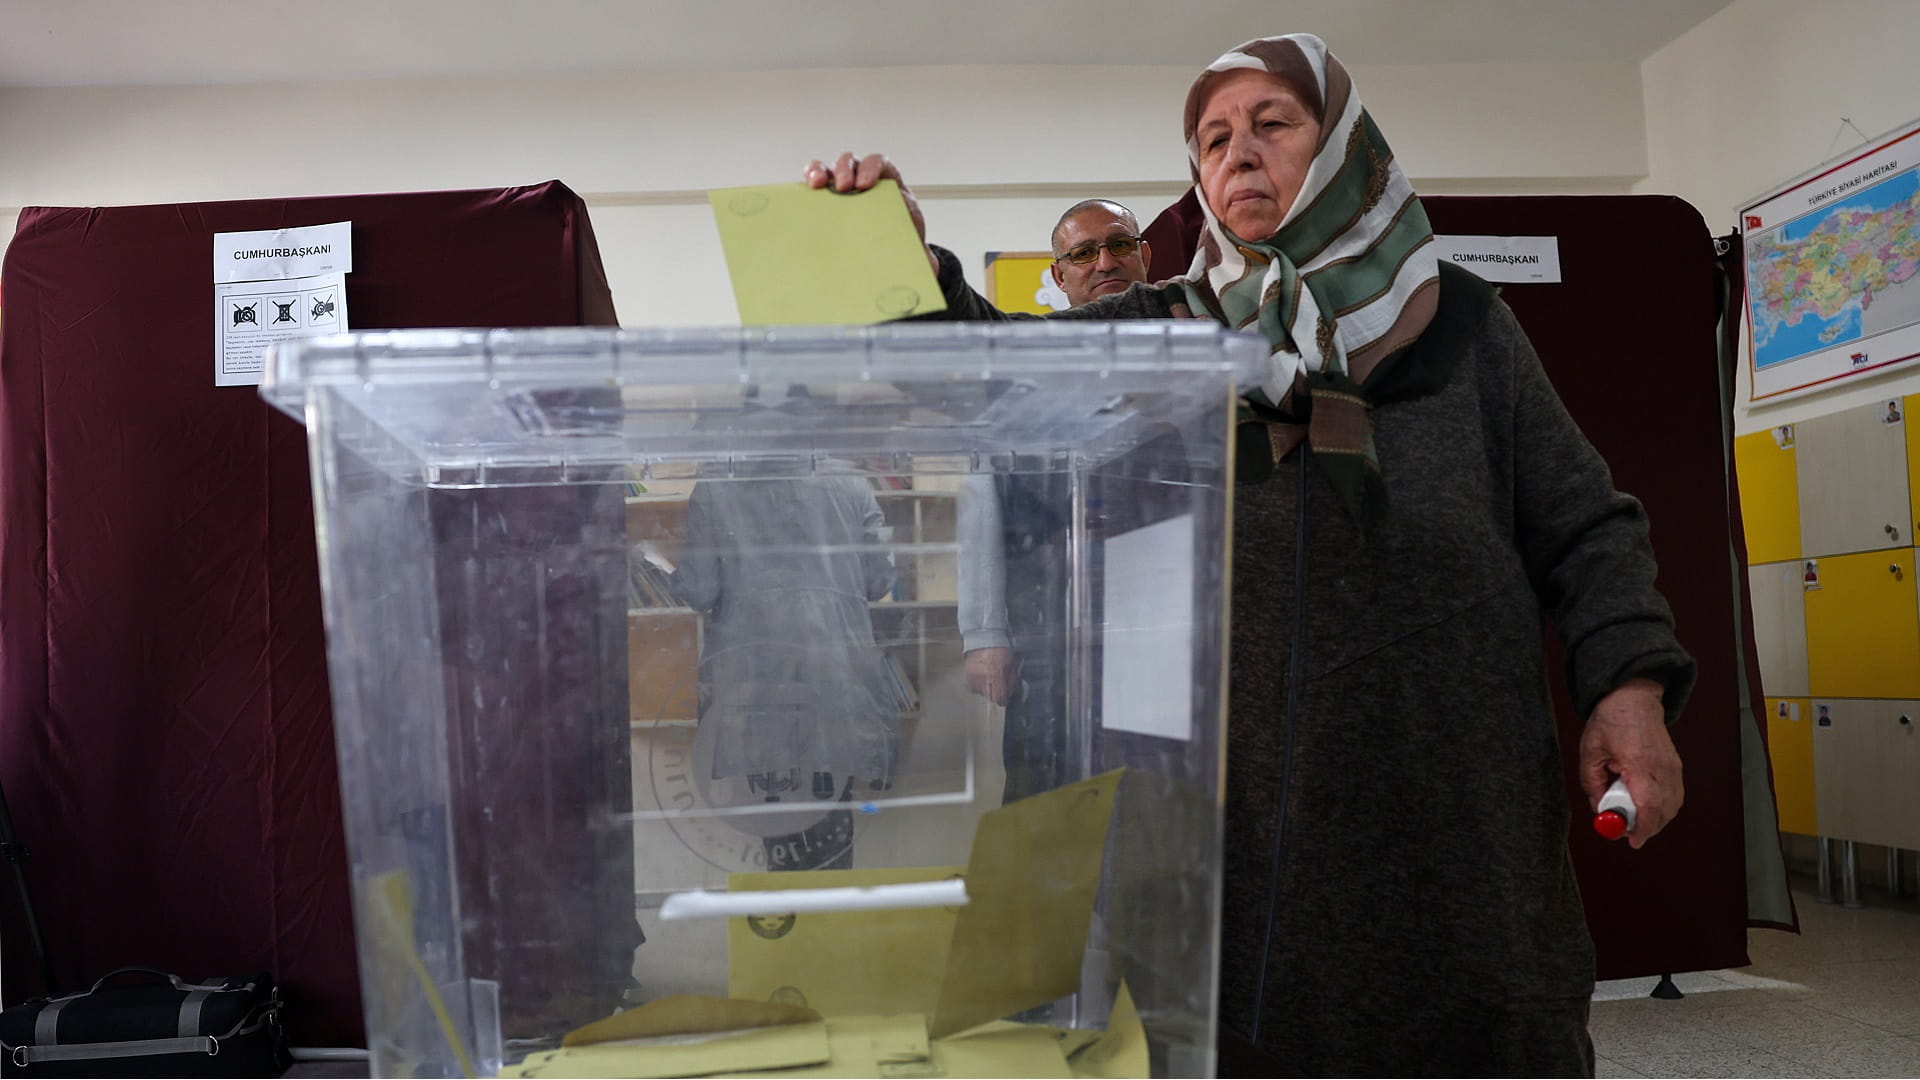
1051,209,1151,307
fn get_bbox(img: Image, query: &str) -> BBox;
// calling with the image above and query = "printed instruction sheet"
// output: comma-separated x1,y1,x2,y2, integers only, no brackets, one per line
213,221,351,387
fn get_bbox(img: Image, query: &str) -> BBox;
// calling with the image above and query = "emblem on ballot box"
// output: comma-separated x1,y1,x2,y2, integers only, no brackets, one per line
643,727,864,874
746,913,797,940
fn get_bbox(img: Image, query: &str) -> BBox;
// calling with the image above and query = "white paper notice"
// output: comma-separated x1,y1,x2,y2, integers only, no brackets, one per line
1099,513,1195,742
1431,234,1562,283
213,222,352,387
214,221,351,283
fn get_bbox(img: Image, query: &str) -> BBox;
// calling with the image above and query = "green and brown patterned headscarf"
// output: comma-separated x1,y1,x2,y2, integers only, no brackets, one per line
1177,33,1439,532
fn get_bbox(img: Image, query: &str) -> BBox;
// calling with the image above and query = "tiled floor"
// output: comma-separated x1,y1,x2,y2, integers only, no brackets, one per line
1591,882,1920,1078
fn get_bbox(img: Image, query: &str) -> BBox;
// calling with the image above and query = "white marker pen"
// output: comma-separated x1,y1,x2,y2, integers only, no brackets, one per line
1592,777,1637,841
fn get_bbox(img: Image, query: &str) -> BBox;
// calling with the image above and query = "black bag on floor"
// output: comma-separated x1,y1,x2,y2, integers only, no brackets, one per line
0,968,289,1077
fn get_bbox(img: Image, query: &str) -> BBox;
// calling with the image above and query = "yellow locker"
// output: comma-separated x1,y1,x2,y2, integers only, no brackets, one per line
1734,428,1802,565
1764,697,1817,835
1907,392,1920,539
1803,548,1920,699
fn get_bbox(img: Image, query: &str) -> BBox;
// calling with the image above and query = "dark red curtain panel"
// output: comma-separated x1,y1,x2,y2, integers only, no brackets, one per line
1148,192,1765,981
0,181,616,1045
1421,195,1752,980
1143,187,1204,283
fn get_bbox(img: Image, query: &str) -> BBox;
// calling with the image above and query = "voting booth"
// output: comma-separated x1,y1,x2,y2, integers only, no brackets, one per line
262,322,1258,1077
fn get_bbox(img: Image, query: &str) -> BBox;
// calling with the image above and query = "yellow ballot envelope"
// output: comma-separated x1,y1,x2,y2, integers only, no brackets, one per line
509,771,1138,1078
368,871,479,1078
504,1022,833,1078
709,180,947,325
929,769,1123,1038
1063,983,1149,1079
507,997,1147,1079
724,770,1123,1039
727,865,963,1017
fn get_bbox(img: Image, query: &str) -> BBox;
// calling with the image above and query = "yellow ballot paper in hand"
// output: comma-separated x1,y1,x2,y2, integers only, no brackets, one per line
710,180,946,325
929,769,1124,1038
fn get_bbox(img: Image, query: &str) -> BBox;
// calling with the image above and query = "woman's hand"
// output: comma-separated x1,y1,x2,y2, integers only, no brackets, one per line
1579,677,1683,849
803,152,935,273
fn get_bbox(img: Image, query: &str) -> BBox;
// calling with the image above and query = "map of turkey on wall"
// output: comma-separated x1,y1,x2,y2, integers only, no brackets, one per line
1748,167,1920,371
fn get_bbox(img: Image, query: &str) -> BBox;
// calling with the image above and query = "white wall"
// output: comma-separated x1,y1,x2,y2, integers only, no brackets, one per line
1,59,1645,325
1637,0,1920,434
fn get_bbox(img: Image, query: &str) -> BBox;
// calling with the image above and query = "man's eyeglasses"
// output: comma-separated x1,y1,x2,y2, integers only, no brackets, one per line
1053,235,1145,266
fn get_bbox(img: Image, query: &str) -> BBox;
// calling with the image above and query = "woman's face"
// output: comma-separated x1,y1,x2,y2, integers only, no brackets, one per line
1195,68,1323,242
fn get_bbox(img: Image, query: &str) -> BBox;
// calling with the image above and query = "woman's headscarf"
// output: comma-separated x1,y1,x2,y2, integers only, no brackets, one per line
1177,33,1439,533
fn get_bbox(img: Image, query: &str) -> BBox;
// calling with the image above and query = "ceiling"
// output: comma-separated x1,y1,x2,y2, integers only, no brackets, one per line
0,0,1733,88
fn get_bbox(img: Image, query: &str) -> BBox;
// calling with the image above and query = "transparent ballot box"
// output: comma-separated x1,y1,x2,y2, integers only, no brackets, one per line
263,323,1261,1078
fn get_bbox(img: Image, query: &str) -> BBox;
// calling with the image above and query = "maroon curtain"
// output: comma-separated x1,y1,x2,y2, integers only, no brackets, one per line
1144,191,1773,980
0,181,616,1045
1143,188,1204,282
1424,195,1754,979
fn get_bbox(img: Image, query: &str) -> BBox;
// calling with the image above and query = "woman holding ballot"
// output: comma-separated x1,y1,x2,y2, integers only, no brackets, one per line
805,32,1691,1077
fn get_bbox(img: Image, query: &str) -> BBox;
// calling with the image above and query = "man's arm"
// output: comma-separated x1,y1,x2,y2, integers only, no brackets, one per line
957,474,1013,706
859,483,898,602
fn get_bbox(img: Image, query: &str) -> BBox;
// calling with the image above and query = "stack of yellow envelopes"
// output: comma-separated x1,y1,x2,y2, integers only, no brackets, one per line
503,772,1148,1078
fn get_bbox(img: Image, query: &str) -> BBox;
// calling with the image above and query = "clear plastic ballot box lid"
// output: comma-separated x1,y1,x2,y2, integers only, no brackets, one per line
263,323,1263,1079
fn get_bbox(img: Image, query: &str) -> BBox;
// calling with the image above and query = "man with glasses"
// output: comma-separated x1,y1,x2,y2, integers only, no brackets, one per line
1047,199,1154,309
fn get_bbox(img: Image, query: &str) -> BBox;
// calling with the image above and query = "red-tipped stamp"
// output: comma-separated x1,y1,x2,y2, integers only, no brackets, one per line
1593,777,1636,841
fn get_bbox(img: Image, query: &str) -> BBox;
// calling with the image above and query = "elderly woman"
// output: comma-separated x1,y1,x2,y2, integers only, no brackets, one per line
807,34,1691,1077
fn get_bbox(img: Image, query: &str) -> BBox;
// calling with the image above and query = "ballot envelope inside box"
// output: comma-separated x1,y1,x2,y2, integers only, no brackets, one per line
261,322,1260,1078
